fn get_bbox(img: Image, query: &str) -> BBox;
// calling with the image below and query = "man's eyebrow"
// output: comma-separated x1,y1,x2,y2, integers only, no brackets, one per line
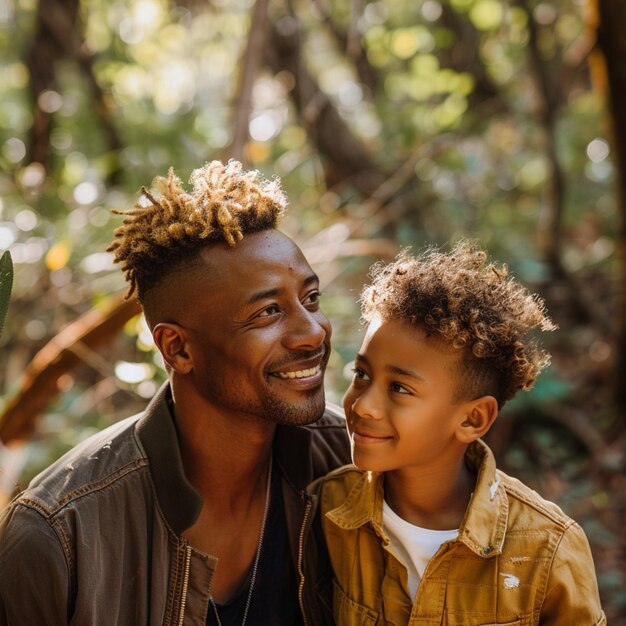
246,288,280,306
245,274,319,306
303,274,319,288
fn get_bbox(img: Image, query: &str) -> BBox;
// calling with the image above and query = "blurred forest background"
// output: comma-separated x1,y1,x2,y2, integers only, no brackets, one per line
0,0,625,619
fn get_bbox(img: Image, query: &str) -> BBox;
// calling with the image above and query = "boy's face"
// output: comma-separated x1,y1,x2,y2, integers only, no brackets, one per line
343,316,470,474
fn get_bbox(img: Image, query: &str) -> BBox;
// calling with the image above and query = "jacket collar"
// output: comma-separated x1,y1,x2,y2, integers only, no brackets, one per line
135,383,324,535
274,424,316,492
325,440,508,558
134,383,203,536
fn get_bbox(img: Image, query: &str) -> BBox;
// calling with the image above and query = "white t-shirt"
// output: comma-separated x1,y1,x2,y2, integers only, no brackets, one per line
382,500,459,599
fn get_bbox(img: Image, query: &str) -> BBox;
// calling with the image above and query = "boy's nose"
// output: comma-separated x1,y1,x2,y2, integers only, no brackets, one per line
351,392,384,421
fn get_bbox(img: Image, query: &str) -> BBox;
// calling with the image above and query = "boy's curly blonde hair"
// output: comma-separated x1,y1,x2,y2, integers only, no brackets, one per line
107,160,287,301
361,241,556,407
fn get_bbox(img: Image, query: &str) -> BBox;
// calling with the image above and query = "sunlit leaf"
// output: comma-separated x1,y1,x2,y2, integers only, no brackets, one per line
0,250,13,337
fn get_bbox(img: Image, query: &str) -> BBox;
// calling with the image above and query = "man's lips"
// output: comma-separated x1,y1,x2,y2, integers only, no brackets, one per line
269,350,326,380
273,364,322,379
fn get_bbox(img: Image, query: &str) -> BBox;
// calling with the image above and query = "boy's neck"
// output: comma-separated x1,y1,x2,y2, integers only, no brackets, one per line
383,455,475,531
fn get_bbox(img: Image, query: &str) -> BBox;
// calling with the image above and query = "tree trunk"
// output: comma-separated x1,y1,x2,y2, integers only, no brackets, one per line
596,0,626,422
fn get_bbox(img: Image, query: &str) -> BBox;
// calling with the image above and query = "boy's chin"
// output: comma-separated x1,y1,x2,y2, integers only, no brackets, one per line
352,455,383,473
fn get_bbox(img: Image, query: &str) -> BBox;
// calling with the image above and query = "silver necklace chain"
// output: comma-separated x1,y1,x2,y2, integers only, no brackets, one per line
209,456,273,626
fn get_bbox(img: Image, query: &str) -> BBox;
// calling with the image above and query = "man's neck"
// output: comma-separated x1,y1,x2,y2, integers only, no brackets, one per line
383,453,475,531
171,384,278,602
170,382,276,504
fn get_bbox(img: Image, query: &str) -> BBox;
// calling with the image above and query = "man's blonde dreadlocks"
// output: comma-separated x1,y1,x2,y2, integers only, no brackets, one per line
107,160,286,301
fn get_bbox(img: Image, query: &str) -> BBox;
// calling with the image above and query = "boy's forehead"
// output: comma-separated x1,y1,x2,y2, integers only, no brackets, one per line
362,316,460,362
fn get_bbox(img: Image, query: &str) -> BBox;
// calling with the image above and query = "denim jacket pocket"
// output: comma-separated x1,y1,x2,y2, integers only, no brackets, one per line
333,579,378,626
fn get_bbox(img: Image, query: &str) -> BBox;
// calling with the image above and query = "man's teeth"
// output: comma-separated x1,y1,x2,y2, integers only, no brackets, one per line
275,365,321,379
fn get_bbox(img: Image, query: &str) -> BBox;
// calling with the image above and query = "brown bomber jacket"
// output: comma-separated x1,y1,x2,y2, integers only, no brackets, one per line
0,383,350,626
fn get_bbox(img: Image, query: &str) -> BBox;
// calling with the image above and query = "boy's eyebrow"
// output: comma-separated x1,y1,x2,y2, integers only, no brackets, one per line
386,364,426,381
245,274,319,306
354,354,426,382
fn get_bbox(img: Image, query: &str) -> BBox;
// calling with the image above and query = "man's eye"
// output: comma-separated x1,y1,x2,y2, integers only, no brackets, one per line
304,291,321,306
258,305,281,317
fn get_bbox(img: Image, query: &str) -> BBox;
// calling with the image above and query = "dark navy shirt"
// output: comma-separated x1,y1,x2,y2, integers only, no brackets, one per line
206,461,303,625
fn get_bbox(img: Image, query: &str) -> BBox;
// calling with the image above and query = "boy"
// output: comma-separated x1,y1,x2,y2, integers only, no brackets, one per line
313,242,605,625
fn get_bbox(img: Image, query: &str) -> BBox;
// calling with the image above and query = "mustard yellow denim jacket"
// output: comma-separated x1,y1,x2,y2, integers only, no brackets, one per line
313,440,606,626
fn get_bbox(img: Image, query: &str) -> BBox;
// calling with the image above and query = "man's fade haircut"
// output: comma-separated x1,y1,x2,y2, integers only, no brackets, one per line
360,241,556,407
107,160,287,302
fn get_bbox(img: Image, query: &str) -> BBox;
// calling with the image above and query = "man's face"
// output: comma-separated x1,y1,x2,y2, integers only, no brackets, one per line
169,230,331,426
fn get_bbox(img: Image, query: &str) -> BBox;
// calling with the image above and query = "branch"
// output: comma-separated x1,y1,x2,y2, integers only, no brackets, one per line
0,294,141,444
513,0,613,333
438,4,509,114
311,0,380,95
266,14,389,196
24,0,73,168
512,0,565,263
34,0,123,180
225,0,271,163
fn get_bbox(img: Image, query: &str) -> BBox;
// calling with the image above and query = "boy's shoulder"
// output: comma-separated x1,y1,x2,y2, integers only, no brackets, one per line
309,464,369,500
466,440,577,534
497,469,575,531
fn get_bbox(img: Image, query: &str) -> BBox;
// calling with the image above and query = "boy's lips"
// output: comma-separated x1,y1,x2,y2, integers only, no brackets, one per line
352,427,394,443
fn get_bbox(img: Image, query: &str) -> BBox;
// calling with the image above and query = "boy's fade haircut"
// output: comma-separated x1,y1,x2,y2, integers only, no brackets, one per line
360,241,556,407
107,160,287,302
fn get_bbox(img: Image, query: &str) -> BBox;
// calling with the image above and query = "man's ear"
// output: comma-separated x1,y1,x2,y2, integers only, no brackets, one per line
152,323,193,374
456,396,498,444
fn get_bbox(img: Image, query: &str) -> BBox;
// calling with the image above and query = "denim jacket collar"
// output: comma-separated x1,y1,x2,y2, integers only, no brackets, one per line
325,439,508,558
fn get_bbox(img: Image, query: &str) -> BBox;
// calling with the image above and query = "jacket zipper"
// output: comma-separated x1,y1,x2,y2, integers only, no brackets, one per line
297,496,312,626
177,546,192,626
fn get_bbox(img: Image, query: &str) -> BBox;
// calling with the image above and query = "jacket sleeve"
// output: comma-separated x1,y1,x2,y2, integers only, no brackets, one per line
540,522,606,625
0,504,70,626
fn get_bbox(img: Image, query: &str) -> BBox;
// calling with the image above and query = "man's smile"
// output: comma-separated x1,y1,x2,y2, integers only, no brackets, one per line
274,364,322,379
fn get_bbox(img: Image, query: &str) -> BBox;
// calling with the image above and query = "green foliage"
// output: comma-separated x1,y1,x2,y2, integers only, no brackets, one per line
0,0,623,616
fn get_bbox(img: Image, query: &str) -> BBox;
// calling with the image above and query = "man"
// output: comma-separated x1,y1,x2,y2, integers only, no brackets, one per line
0,160,350,625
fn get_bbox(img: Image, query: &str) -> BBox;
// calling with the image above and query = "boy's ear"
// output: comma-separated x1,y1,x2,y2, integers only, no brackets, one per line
152,323,193,374
456,396,499,444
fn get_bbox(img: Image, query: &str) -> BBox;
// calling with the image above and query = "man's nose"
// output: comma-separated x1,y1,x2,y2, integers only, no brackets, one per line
282,305,328,351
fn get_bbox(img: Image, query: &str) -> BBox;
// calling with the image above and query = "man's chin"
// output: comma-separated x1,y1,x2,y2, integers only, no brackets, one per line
265,389,326,426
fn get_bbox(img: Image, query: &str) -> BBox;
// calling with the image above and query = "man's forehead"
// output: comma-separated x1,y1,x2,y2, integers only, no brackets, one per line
198,229,310,269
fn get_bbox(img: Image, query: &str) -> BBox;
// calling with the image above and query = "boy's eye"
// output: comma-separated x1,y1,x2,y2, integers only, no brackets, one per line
390,382,411,395
352,367,370,381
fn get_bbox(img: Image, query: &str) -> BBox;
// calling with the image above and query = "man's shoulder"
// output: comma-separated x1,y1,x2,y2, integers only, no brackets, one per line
498,469,575,532
12,413,147,518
